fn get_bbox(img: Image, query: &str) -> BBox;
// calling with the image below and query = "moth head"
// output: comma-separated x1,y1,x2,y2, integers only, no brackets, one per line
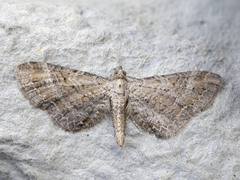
113,66,127,78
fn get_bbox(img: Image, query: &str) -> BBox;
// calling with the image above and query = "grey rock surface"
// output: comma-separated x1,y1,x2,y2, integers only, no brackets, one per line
0,0,239,179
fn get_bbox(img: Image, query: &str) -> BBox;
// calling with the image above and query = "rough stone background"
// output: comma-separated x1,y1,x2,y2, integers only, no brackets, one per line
0,0,239,179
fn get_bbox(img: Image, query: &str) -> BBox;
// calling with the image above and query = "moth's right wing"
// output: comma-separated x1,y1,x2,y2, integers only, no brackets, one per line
16,62,111,132
127,72,223,138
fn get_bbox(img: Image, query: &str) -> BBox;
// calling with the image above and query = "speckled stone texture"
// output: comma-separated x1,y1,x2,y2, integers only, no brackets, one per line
0,0,239,179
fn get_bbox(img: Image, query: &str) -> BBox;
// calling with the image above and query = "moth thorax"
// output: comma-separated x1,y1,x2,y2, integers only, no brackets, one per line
113,78,127,95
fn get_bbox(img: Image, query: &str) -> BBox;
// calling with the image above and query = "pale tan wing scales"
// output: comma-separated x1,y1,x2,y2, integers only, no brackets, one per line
16,62,110,132
127,71,223,138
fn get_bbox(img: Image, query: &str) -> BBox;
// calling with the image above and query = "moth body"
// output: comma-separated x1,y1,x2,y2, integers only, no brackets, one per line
110,66,128,147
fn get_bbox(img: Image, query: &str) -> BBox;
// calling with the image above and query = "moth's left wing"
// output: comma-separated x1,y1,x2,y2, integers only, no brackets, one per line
127,71,223,138
16,62,111,132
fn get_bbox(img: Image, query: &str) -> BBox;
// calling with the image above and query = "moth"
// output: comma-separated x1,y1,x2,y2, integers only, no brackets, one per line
16,62,223,146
